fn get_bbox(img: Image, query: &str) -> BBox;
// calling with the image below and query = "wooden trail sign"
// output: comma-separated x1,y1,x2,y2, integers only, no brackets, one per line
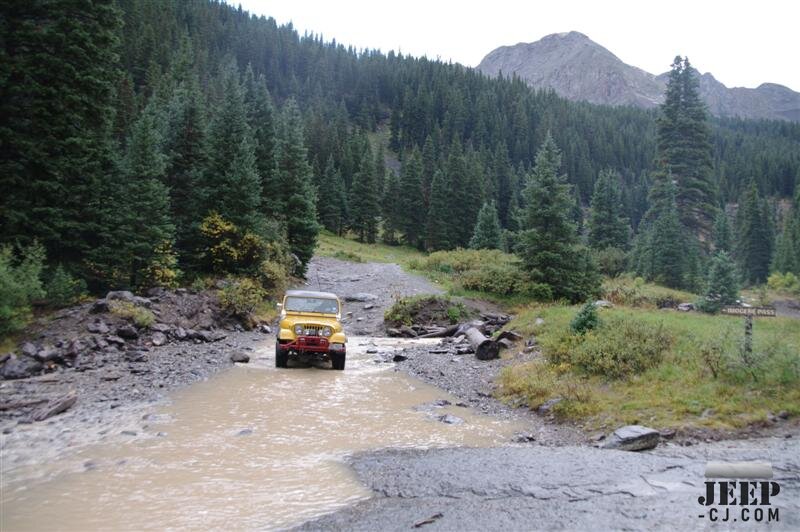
721,306,776,317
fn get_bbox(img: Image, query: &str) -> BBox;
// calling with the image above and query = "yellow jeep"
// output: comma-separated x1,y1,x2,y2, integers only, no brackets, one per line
276,290,348,370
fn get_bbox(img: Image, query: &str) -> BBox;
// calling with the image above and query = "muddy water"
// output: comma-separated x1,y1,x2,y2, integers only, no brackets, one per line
2,338,523,531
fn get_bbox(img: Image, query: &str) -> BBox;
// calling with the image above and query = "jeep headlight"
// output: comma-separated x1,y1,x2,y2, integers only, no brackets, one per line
294,324,303,335
322,326,332,337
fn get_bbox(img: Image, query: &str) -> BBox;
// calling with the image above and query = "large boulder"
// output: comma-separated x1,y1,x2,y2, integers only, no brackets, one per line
344,293,378,302
230,352,250,363
1,355,43,379
602,425,660,451
116,325,139,340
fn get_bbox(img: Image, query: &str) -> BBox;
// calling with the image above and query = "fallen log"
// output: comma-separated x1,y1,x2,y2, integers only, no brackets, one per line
465,327,500,360
418,324,460,339
29,391,77,422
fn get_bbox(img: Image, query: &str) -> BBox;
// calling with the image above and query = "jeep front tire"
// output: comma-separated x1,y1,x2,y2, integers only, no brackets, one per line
275,343,288,368
331,352,346,370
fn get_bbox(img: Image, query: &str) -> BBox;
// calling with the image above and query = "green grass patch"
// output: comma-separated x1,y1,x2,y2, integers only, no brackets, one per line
384,295,474,327
316,231,425,265
499,304,800,431
601,274,697,308
109,300,156,329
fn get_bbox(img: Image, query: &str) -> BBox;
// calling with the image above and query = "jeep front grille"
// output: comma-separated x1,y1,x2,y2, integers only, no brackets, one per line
300,325,323,336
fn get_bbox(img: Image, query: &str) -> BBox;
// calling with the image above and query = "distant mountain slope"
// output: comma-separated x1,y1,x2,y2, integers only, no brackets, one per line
477,32,800,122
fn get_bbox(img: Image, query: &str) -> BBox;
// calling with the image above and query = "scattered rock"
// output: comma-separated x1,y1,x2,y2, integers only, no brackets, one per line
34,346,62,363
258,324,272,334
20,342,38,358
106,335,126,346
1,355,43,379
87,321,110,334
700,408,715,419
237,428,253,436
90,299,110,314
366,348,378,354
497,330,523,342
150,323,171,333
363,304,375,310
230,352,250,363
659,428,676,440
677,303,694,312
777,410,790,420
399,325,418,338
602,425,660,451
124,350,147,363
437,414,464,425
120,430,137,436
514,432,537,443
344,292,378,302
116,325,139,340
392,354,408,362
433,399,451,407
387,328,401,337
535,318,545,326
174,327,187,340
151,332,167,346
106,290,135,303
537,397,563,414
593,299,614,308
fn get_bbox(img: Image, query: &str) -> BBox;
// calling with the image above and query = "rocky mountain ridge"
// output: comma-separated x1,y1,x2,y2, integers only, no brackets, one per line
477,31,800,122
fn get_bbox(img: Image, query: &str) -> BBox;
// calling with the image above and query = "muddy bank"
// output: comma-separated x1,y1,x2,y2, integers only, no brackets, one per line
297,437,800,531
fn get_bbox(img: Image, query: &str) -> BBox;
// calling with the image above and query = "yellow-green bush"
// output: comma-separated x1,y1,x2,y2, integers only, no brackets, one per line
219,277,266,319
543,315,673,379
768,272,800,295
602,274,695,308
384,295,472,327
109,300,155,328
141,240,181,289
0,243,45,337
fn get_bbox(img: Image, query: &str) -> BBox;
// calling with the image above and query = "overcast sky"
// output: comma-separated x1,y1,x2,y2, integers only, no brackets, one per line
233,0,799,91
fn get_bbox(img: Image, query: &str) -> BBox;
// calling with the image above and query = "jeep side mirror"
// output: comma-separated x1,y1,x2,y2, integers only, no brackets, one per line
276,303,283,309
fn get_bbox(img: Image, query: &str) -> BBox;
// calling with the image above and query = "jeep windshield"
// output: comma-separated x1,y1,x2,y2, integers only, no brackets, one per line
284,297,339,314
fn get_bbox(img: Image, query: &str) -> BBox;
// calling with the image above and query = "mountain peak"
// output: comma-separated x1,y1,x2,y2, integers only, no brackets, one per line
477,33,800,122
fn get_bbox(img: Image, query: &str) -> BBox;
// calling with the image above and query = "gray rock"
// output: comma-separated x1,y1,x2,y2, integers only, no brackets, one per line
399,325,418,338
344,292,378,302
363,304,375,310
602,425,660,451
106,290,135,303
594,299,614,308
63,339,84,359
35,346,62,363
438,414,464,425
535,318,545,326
87,321,110,334
387,328,402,337
677,303,694,312
106,335,126,346
237,428,253,436
150,323,171,333
230,352,250,363
173,327,187,340
90,299,110,314
1,355,43,379
132,296,151,308
20,342,38,358
151,332,167,346
497,330,523,342
124,350,147,363
258,324,272,334
392,354,408,362
116,325,139,340
537,397,563,413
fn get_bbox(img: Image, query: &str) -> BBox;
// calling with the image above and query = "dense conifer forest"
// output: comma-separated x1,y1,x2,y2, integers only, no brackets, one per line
1,0,799,325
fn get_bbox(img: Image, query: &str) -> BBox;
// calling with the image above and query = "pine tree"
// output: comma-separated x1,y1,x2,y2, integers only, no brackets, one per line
771,190,800,275
205,61,262,234
381,170,403,244
518,133,600,302
0,0,122,271
426,170,453,251
469,202,502,250
164,74,208,263
652,57,717,240
736,180,774,285
635,180,689,289
398,148,426,248
699,251,739,313
244,68,278,217
275,99,319,274
587,169,630,250
349,146,380,243
317,156,348,235
712,210,733,253
90,105,175,288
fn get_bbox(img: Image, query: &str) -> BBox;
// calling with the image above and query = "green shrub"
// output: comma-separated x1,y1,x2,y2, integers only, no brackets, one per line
544,315,673,379
219,277,266,319
768,272,800,295
570,302,600,334
0,243,45,337
602,275,695,308
384,295,472,327
141,240,181,289
332,250,363,263
258,260,289,294
44,264,87,307
460,263,526,295
592,247,627,277
109,300,155,328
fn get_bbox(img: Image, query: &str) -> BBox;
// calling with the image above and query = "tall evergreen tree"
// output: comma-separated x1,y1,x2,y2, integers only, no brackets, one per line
587,169,630,250
771,190,800,275
426,170,453,251
736,180,774,285
381,170,403,244
398,148,426,248
518,133,600,302
0,0,122,270
244,67,278,217
90,105,174,288
712,210,733,253
469,202,502,250
205,60,262,233
317,156,348,235
653,57,717,239
699,251,739,313
349,146,380,243
275,99,319,273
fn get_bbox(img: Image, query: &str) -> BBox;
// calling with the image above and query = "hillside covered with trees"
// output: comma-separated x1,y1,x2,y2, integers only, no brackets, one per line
2,0,800,334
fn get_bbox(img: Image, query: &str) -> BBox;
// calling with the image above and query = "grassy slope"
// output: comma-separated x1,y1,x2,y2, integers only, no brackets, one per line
501,304,800,432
